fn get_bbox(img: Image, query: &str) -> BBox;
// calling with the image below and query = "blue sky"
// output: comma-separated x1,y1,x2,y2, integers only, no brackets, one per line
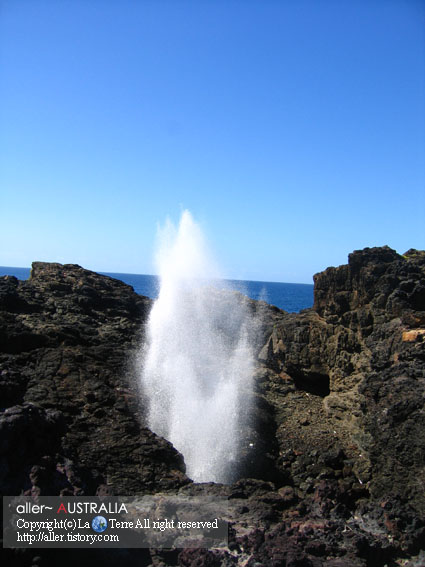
1,0,424,283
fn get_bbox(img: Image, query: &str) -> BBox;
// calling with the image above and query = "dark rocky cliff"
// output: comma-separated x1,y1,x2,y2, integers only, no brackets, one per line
259,247,425,507
1,248,425,566
0,262,188,498
255,246,425,563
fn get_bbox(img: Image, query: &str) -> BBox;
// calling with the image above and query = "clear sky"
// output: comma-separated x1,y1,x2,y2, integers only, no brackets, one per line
1,0,424,283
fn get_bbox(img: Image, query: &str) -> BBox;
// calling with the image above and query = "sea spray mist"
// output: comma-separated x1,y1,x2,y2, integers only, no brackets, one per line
139,210,256,483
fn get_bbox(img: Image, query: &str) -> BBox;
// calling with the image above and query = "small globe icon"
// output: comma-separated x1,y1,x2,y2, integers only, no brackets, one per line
91,515,108,533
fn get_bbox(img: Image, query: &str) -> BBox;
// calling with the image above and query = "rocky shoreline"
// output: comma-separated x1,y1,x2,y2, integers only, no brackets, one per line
1,247,425,566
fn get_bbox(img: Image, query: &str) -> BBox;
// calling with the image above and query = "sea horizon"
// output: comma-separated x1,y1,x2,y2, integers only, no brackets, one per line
0,265,314,313
0,264,313,286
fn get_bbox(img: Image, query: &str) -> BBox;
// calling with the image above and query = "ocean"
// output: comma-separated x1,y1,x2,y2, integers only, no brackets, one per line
0,266,313,313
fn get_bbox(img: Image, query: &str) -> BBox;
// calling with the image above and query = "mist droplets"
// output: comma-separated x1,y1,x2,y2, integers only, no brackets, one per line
139,211,255,483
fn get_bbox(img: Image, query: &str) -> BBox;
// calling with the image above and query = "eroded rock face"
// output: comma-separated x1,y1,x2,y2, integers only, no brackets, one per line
253,246,425,563
1,249,425,566
0,262,189,498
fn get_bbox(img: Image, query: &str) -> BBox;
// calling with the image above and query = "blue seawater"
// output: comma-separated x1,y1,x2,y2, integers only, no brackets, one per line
0,267,313,313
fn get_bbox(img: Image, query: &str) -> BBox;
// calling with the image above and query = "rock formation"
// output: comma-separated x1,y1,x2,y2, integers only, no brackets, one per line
0,262,188,499
1,247,424,566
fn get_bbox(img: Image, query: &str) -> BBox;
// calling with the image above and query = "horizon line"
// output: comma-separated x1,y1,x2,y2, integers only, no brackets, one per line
0,264,314,287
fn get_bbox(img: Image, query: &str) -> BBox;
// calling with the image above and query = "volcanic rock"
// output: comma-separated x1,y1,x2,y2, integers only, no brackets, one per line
1,248,425,566
0,262,189,498
253,246,425,564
